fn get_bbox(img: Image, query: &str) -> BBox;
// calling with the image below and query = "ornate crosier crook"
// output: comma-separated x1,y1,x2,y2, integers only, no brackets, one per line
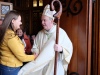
51,0,62,75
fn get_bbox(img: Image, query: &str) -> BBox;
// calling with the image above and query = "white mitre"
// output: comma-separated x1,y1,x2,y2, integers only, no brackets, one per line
42,4,56,20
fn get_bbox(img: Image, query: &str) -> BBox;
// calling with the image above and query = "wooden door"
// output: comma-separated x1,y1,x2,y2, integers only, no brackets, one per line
92,0,100,75
60,0,92,75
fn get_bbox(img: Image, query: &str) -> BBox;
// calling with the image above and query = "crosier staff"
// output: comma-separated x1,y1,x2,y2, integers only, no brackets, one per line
51,0,62,75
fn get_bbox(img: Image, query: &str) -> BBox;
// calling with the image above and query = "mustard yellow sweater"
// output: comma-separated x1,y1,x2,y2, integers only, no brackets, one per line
0,29,35,67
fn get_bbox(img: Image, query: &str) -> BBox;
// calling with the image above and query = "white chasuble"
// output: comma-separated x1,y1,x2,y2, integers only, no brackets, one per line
18,25,73,75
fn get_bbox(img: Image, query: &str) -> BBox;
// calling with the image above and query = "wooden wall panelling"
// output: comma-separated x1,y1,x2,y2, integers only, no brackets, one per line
91,2,95,75
77,0,87,75
22,11,30,34
92,0,98,75
69,12,78,73
87,0,93,75
60,0,88,75
91,0,100,75
98,0,100,75
61,11,79,74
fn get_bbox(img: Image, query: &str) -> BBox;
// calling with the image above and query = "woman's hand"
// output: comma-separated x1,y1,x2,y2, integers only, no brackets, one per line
33,53,38,60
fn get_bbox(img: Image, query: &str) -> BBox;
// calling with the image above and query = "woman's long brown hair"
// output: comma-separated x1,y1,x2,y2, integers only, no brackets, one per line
0,10,20,46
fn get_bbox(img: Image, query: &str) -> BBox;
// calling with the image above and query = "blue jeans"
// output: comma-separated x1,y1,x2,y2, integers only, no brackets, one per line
0,64,20,75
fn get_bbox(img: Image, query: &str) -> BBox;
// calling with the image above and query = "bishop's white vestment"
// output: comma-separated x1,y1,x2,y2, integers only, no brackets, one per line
18,25,73,75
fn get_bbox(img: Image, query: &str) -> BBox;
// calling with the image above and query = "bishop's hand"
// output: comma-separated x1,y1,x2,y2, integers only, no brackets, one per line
54,44,63,53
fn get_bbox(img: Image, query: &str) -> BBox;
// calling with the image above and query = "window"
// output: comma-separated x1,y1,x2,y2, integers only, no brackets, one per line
0,2,13,19
33,0,43,7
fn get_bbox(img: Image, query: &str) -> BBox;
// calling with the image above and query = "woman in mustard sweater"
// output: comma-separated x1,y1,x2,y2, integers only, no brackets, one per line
0,10,37,75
